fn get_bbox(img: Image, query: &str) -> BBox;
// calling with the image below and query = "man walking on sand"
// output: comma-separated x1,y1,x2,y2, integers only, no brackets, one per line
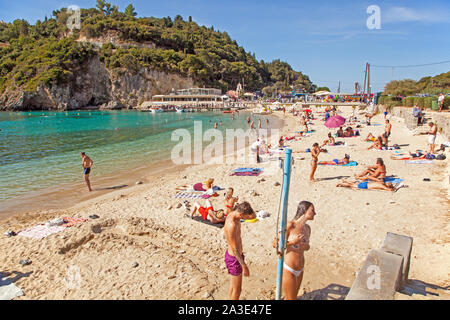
427,122,437,153
309,143,322,182
81,152,94,192
224,202,256,300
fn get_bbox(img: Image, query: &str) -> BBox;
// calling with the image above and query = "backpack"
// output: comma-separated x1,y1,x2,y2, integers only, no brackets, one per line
425,153,436,160
436,154,446,160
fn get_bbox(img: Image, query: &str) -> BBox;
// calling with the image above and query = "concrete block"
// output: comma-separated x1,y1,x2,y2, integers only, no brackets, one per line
346,249,403,300
380,232,413,288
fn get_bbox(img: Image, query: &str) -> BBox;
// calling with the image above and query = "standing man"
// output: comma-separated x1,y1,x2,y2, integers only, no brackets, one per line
81,152,94,192
438,93,445,112
224,202,256,300
383,119,392,146
427,122,437,154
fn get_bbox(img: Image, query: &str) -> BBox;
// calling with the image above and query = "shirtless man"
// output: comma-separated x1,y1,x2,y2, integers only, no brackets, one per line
321,132,335,147
224,188,239,216
309,143,322,182
337,179,397,192
81,152,94,192
383,120,392,145
224,202,256,300
354,158,386,182
427,122,437,153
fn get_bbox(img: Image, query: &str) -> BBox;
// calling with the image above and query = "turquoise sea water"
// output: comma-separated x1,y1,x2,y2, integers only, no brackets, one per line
0,110,273,205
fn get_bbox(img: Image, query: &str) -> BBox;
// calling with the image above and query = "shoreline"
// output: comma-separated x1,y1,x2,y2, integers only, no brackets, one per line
0,110,283,220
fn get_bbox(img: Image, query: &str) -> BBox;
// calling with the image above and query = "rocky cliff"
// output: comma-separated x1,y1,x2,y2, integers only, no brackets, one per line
0,55,194,111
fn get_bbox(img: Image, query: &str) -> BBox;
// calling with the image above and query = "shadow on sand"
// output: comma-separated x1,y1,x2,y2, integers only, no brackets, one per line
98,184,129,191
317,176,351,182
298,283,350,300
400,279,449,298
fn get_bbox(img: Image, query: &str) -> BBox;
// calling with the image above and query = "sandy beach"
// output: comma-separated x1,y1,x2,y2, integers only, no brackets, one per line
1,106,449,300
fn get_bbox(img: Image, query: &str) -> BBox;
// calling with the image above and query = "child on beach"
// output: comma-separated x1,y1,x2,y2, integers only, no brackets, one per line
273,201,316,300
224,188,239,216
224,202,256,300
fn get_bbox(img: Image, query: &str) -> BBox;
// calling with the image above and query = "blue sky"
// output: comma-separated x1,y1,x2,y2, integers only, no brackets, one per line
1,0,449,92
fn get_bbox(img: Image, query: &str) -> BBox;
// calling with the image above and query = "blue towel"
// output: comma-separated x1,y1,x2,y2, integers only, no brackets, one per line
383,177,404,183
342,161,358,166
233,168,263,173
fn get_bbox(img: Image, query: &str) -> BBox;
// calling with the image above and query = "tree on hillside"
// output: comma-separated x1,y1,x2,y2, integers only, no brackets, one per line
124,4,137,17
384,79,418,96
96,0,106,14
316,86,330,92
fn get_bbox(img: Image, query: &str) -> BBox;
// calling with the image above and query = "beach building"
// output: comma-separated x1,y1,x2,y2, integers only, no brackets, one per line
148,88,224,107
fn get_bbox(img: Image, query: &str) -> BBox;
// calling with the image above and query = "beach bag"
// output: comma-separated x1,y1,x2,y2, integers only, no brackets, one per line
393,144,400,149
436,154,446,160
425,153,436,160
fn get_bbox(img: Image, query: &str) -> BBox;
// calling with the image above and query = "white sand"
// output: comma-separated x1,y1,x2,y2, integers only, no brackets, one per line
0,107,448,300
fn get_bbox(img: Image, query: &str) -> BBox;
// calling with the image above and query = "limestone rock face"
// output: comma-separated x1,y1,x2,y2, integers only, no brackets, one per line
0,55,193,111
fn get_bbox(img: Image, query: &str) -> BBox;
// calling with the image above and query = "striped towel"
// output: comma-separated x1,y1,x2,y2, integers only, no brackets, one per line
405,160,434,164
175,192,204,199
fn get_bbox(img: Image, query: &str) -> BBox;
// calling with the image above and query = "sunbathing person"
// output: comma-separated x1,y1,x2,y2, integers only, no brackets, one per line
321,132,336,147
337,127,344,137
367,136,383,150
319,154,350,165
176,178,215,192
224,188,239,216
190,199,225,224
336,179,397,192
390,150,425,160
365,133,376,142
354,158,386,182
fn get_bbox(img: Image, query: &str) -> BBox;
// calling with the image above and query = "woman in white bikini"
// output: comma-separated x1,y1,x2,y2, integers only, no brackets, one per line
273,201,316,300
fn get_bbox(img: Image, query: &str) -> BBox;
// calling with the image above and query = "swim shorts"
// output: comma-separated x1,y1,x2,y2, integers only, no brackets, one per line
198,206,213,220
428,135,436,144
333,159,339,164
84,168,91,175
225,250,244,276
358,181,369,189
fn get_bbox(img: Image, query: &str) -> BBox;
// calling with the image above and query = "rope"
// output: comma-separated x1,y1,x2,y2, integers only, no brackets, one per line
371,60,450,68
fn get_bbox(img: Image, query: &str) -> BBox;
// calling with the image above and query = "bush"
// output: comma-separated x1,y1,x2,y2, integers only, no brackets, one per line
413,97,425,108
404,96,415,107
424,97,433,109
444,97,450,110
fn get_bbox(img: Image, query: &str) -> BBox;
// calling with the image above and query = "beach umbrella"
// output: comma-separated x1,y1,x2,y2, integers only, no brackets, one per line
304,109,312,113
325,115,346,128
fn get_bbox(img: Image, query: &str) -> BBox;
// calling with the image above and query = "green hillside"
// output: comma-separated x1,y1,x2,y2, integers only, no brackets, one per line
0,1,315,96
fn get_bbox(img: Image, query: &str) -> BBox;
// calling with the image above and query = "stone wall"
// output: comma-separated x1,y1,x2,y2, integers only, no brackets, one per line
390,106,450,141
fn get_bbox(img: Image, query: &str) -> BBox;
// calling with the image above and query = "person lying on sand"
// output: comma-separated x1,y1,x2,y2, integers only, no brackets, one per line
367,136,383,150
224,188,239,216
365,133,376,142
176,178,215,192
319,154,350,165
273,201,315,300
337,179,398,192
354,158,386,182
390,150,425,160
337,127,344,137
190,199,225,224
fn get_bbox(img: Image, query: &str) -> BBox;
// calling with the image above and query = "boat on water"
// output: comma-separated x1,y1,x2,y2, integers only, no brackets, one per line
176,108,184,113
151,107,164,113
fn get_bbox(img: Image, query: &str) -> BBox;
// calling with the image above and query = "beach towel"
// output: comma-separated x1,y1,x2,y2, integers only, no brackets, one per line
61,217,87,228
405,160,434,164
329,142,347,147
175,192,204,199
233,168,263,173
0,274,24,300
231,171,262,177
18,224,66,239
383,177,404,184
319,161,358,166
191,216,224,228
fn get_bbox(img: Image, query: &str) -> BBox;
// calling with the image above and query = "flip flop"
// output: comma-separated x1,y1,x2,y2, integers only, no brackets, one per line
89,215,100,219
